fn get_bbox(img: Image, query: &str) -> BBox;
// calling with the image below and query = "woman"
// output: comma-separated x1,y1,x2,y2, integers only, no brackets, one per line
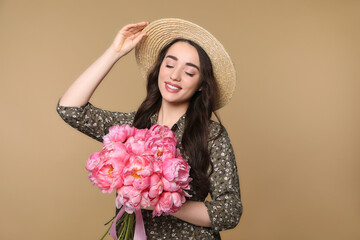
57,18,242,239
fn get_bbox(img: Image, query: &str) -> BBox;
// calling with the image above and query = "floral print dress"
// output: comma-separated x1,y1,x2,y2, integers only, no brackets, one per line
56,100,243,239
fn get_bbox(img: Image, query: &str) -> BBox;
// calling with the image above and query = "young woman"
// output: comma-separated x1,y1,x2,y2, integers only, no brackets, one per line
57,18,242,239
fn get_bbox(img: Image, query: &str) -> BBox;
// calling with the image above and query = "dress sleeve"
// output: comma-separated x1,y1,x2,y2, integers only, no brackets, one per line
204,123,243,231
56,98,135,143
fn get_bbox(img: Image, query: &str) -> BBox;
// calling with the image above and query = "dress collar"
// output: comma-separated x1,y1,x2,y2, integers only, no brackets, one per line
150,112,186,133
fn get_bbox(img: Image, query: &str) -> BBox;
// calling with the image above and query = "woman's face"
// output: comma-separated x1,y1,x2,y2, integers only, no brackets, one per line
158,41,202,108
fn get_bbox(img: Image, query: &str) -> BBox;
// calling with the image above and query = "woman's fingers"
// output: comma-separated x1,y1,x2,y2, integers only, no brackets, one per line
132,32,147,46
109,21,149,56
122,21,149,34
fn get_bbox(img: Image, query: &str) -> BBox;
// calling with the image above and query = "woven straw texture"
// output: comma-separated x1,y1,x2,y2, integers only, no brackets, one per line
135,18,236,110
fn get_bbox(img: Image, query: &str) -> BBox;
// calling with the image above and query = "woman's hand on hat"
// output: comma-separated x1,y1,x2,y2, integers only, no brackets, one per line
109,21,149,58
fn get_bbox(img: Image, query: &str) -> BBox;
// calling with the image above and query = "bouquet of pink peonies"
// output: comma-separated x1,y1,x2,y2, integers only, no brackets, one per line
86,124,192,240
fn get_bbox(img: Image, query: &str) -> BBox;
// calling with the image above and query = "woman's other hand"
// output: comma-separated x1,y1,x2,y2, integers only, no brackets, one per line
142,205,155,211
109,21,149,58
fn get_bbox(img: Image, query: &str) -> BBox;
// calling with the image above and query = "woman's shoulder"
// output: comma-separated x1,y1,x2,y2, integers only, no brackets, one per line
208,120,229,140
56,99,138,142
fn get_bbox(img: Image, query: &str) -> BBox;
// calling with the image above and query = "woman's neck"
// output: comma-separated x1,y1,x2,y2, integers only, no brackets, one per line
157,100,188,128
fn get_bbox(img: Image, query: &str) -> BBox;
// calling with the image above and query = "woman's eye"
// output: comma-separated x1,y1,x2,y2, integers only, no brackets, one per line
165,65,174,68
185,72,195,77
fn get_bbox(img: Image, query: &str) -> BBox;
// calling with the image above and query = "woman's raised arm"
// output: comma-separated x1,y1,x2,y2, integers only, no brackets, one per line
59,21,149,107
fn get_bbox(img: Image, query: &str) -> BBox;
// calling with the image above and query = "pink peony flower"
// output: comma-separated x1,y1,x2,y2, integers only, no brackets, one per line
162,177,180,192
162,157,191,183
148,124,176,139
134,128,149,141
86,152,101,172
146,136,178,161
122,155,153,190
101,141,129,160
88,145,129,193
89,158,126,193
103,124,136,146
140,191,151,208
116,186,142,213
148,174,163,199
153,191,186,217
124,136,146,155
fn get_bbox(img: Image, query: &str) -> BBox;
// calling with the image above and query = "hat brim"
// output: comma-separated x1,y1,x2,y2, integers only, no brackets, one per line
135,18,236,110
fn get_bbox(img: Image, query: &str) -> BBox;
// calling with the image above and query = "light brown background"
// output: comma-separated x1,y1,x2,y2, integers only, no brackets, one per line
1,0,359,239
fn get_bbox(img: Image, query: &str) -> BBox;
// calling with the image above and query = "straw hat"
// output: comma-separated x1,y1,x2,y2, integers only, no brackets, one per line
135,18,236,110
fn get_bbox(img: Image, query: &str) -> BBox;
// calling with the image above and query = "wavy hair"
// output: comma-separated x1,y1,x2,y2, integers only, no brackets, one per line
133,39,223,198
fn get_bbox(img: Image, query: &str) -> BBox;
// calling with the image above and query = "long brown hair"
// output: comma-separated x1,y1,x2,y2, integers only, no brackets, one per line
133,39,223,198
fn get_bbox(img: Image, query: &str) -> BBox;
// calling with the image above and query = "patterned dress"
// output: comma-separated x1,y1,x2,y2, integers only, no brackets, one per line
56,100,243,239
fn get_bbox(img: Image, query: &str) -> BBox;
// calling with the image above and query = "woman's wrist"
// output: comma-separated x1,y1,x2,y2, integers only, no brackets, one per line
170,201,212,227
104,46,126,63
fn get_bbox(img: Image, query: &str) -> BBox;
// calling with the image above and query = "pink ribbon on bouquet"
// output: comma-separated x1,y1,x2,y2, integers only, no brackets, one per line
109,208,146,240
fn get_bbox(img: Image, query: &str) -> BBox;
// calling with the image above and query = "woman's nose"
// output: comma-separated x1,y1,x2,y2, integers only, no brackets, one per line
170,67,181,81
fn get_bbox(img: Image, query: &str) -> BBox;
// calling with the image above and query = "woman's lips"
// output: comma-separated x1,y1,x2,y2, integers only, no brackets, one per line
165,82,182,93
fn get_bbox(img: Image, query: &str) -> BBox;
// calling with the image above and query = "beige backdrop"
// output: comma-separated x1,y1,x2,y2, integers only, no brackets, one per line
1,0,359,239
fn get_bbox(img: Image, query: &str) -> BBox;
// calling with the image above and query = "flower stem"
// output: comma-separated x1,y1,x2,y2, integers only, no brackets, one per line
104,214,117,226
125,214,131,240
99,218,113,240
99,212,134,240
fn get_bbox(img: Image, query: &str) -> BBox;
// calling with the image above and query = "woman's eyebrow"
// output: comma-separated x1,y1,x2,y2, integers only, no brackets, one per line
166,55,200,71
